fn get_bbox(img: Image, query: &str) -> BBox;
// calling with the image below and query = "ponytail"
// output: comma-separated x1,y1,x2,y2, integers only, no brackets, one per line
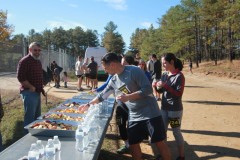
175,58,183,71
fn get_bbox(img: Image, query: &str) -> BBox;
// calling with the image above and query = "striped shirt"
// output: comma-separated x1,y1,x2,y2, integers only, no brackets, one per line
17,54,43,93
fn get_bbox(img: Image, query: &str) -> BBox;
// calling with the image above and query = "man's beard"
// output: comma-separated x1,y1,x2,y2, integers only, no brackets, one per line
31,54,40,60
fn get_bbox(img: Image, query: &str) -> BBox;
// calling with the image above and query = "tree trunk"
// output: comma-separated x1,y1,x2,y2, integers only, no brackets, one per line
228,24,233,63
194,14,199,68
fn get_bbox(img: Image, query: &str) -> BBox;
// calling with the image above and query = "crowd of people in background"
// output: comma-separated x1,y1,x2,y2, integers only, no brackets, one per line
0,41,186,160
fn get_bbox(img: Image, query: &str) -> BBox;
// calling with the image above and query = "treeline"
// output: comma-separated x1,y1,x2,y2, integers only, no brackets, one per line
129,0,240,66
1,10,125,58
9,21,125,58
1,0,240,66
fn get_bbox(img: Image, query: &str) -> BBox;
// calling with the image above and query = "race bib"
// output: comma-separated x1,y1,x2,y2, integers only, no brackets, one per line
118,84,131,94
169,118,181,128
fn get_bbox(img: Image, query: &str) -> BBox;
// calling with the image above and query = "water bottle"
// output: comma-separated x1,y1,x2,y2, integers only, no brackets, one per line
28,143,40,160
53,135,61,151
88,126,94,144
45,139,56,160
90,124,99,143
83,125,89,149
102,100,109,117
36,140,44,156
75,125,85,152
98,103,105,116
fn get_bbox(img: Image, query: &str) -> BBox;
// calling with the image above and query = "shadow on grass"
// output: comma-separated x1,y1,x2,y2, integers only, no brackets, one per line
98,150,133,160
4,120,25,149
103,134,161,160
98,148,156,160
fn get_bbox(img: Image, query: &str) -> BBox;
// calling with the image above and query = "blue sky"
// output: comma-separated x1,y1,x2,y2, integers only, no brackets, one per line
1,0,181,48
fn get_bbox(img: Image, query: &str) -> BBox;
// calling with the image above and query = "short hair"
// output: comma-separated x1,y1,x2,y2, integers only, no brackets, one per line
151,54,157,59
101,53,119,64
123,55,134,65
29,42,41,49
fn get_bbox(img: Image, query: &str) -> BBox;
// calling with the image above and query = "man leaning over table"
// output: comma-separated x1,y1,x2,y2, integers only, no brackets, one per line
79,53,171,160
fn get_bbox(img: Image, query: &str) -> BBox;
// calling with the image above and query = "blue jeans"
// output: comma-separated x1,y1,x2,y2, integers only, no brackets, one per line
20,90,41,128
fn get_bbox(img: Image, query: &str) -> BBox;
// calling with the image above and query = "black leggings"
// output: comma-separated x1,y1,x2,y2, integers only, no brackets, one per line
115,102,129,141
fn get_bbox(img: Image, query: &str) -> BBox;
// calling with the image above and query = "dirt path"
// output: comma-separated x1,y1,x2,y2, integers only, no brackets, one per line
0,72,240,159
172,71,240,159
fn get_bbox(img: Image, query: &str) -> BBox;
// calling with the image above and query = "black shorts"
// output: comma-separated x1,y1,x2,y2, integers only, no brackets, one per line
89,74,97,79
85,73,90,78
128,116,166,145
76,74,84,78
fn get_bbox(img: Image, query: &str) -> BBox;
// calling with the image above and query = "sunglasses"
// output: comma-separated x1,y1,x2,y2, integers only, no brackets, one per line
33,49,41,52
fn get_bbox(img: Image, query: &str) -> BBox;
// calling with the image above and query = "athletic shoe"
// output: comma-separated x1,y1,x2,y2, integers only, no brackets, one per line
77,88,84,91
116,145,129,154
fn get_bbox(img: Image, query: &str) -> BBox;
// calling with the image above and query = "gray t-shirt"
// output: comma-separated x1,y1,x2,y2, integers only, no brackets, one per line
98,65,161,122
161,71,185,111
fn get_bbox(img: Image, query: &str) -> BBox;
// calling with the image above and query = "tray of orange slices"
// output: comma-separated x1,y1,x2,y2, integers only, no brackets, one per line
24,119,80,137
38,112,84,122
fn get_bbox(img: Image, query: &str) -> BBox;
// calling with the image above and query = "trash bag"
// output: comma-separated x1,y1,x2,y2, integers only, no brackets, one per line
58,66,63,73
47,66,53,81
43,66,52,86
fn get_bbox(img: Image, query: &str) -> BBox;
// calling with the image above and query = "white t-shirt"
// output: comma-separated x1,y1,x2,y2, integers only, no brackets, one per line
75,60,84,75
147,60,154,72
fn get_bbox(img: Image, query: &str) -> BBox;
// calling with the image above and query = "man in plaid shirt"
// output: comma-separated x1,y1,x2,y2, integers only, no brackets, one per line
17,42,46,132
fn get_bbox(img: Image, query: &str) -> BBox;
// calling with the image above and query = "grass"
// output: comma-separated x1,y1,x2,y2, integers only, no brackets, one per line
67,71,78,81
0,89,62,149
